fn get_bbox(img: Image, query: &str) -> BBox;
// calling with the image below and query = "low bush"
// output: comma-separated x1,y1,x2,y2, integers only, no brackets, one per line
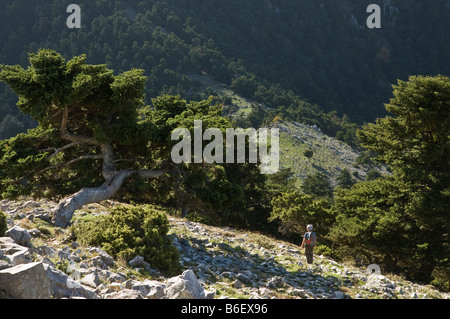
70,205,182,276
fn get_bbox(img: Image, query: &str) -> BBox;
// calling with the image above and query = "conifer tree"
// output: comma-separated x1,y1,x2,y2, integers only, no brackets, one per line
0,49,229,227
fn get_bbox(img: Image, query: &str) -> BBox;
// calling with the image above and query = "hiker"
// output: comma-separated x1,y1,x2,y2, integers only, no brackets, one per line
300,224,316,264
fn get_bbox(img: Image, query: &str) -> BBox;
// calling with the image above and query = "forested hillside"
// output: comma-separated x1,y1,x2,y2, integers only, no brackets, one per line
2,0,450,140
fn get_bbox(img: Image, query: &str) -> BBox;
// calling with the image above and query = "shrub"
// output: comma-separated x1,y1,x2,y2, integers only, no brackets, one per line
0,210,6,236
70,205,181,276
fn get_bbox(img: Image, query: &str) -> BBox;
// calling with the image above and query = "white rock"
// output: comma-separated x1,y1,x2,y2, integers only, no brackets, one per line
0,262,51,299
80,271,101,288
165,270,212,299
6,226,32,247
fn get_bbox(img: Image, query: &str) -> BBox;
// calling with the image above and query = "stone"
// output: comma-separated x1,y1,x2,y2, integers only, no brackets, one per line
266,276,285,289
6,226,32,247
334,291,345,299
89,247,115,267
1,237,32,266
80,271,102,288
35,245,57,258
232,279,243,289
165,269,212,299
0,262,51,299
132,280,166,299
128,255,150,269
8,248,32,266
103,289,144,299
235,272,253,285
43,263,99,299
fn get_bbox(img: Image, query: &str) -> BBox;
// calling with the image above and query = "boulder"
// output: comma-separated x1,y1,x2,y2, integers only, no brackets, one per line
0,236,32,266
132,280,166,299
103,289,144,299
129,255,150,269
43,263,99,299
80,271,102,288
165,269,212,299
235,272,253,285
0,262,51,299
6,226,32,247
266,276,285,289
89,247,115,267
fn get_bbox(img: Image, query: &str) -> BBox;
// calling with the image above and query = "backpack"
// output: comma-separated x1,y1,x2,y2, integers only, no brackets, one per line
305,231,316,246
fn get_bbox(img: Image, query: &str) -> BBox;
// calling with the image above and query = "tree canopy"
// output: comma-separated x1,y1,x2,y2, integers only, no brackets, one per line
0,49,240,227
331,75,450,284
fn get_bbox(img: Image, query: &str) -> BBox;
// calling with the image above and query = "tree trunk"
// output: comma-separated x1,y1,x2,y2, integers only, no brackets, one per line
51,170,134,227
50,108,166,227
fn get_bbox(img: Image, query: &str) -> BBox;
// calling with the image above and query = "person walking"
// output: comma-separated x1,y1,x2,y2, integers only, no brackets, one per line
300,224,316,264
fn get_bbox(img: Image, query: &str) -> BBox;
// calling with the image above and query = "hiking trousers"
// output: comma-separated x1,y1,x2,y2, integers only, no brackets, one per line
305,245,314,264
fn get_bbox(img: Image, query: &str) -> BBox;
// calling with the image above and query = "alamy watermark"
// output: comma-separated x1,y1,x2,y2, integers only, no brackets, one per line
66,4,381,29
366,4,381,29
366,264,382,275
66,4,81,29
171,120,279,174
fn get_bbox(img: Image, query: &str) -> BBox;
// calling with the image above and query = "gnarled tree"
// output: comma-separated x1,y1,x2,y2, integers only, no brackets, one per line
0,49,227,227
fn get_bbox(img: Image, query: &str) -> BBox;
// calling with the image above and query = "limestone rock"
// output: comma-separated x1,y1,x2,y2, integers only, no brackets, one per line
131,280,166,299
0,236,31,266
80,271,102,288
165,269,212,299
6,226,32,247
103,289,143,299
0,262,51,299
129,255,148,268
43,263,99,299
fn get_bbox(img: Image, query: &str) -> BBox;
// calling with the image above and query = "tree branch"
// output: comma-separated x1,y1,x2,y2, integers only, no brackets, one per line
59,106,98,145
45,142,78,159
136,169,165,179
38,154,103,175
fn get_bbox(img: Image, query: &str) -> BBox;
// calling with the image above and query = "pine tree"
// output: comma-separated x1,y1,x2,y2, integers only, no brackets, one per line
352,75,450,283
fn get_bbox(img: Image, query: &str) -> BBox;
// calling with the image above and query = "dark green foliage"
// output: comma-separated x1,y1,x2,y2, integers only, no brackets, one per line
0,50,155,200
301,172,333,200
70,205,182,276
365,169,382,181
9,0,450,146
269,191,334,235
332,75,450,285
0,210,6,236
336,168,355,189
303,149,314,159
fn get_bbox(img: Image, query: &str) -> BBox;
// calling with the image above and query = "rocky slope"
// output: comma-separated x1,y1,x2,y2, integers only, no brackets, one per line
1,198,448,299
274,121,389,187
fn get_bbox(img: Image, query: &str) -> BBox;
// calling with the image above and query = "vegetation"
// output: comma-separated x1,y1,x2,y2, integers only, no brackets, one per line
269,191,333,238
2,0,448,147
354,75,450,285
70,204,182,276
0,210,6,236
0,49,258,229
267,75,449,289
0,0,449,291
